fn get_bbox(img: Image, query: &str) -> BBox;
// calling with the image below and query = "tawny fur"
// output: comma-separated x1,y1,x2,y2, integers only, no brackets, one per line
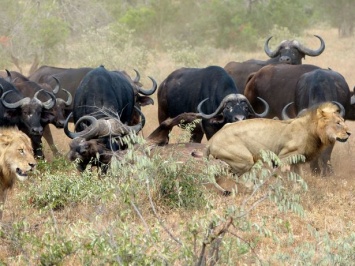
206,102,351,176
0,127,36,219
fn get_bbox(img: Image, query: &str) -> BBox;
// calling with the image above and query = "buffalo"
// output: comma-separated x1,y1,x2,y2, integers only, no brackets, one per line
244,64,321,119
158,65,269,142
224,35,325,94
0,77,56,158
64,65,154,172
5,70,72,156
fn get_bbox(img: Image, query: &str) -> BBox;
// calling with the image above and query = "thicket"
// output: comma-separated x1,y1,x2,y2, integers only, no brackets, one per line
0,0,354,70
1,134,354,264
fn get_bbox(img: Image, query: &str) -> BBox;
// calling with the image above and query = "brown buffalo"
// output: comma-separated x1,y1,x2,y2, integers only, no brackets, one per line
244,64,321,119
205,102,351,176
0,127,36,219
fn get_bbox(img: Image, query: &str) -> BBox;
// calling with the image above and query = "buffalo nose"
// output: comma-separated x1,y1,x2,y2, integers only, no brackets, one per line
279,56,291,63
31,127,43,135
234,115,246,121
57,120,64,128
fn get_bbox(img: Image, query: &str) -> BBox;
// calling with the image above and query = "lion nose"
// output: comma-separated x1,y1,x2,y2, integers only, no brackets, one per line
347,132,351,136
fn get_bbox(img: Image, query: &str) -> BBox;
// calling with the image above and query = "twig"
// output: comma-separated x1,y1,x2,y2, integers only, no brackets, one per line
145,176,182,246
49,207,59,236
130,201,151,236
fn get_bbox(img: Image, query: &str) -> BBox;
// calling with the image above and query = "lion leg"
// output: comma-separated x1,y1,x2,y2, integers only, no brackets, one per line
210,145,255,176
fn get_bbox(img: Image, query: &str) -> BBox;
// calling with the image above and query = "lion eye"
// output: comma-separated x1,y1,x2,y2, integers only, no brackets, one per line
18,148,24,154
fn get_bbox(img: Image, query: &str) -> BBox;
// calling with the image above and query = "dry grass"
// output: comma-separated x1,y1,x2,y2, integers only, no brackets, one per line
1,27,355,264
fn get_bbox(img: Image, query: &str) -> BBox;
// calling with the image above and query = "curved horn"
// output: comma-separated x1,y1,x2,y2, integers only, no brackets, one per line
64,113,101,140
197,94,241,119
62,89,73,106
281,102,294,120
264,36,282,58
332,101,345,117
252,97,270,117
34,89,56,110
133,69,141,84
137,76,157,96
110,106,145,136
5,69,12,82
293,35,325,56
1,90,30,109
51,76,60,94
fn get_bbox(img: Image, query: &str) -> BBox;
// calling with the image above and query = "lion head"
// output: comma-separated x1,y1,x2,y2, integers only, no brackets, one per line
0,127,36,186
316,103,351,145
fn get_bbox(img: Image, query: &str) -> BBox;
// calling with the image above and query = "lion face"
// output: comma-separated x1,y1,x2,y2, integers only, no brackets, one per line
317,106,351,144
0,128,36,182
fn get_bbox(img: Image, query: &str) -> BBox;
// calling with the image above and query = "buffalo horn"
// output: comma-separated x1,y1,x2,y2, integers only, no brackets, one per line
1,90,30,109
52,76,61,94
264,36,282,58
5,69,11,82
34,89,56,110
332,101,345,117
197,94,243,119
281,102,294,120
62,89,73,106
137,76,157,96
133,69,141,84
292,35,325,56
197,94,269,119
64,113,100,140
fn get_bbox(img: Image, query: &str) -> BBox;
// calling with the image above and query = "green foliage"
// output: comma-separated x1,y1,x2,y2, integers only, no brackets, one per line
22,169,116,210
109,133,216,210
313,0,355,37
39,238,75,266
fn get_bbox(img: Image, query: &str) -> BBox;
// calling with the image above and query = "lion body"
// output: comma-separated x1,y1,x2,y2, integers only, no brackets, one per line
0,127,36,219
206,102,350,175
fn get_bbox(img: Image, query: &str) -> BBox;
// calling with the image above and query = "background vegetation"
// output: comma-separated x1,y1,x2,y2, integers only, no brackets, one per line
0,0,354,71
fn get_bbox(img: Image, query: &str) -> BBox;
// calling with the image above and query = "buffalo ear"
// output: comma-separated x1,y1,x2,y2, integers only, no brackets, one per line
4,109,20,120
137,96,154,106
41,111,55,124
209,114,225,124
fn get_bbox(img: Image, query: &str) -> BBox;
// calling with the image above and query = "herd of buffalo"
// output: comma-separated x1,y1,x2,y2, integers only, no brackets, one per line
0,34,354,179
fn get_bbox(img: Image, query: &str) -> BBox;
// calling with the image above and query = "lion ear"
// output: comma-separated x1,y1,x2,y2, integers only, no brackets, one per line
316,108,324,118
0,134,12,146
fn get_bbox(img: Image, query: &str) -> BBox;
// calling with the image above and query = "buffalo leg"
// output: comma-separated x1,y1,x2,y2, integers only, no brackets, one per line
43,125,60,156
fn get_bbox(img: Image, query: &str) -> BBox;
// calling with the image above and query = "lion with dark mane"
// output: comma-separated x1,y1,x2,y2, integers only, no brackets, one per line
206,102,351,176
0,127,36,219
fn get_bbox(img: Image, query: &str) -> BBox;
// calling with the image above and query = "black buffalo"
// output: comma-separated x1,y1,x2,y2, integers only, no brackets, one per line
10,71,72,157
224,35,325,94
64,65,154,172
158,66,269,142
0,77,56,158
29,65,154,151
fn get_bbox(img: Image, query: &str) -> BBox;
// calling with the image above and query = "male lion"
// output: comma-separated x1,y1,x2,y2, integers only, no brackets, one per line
0,127,36,219
205,102,351,176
